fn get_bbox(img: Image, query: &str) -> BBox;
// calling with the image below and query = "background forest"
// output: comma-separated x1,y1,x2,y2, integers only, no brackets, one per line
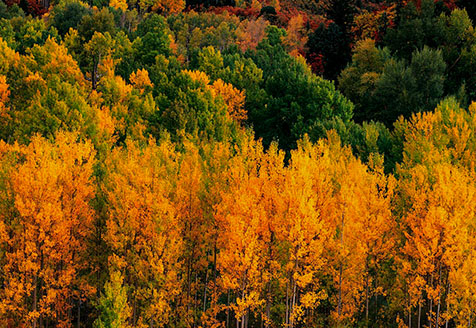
1,0,476,327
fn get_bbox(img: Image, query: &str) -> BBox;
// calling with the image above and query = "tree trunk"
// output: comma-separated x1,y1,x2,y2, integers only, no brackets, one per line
265,281,271,328
77,299,81,328
338,210,345,324
92,60,98,90
418,299,422,328
32,274,38,328
291,255,298,328
227,291,230,328
132,290,137,326
436,265,442,327
445,283,451,328
366,274,369,325
203,269,208,312
429,272,434,328
338,258,344,322
285,277,290,327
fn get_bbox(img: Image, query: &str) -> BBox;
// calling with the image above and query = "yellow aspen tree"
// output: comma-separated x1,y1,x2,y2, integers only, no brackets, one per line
0,132,96,327
129,69,153,94
303,133,395,326
394,100,476,327
196,139,236,328
273,137,337,327
284,15,308,57
245,142,287,328
146,0,185,14
172,140,207,327
215,136,275,328
0,75,9,120
397,163,476,328
103,138,182,327
110,0,128,11
0,140,16,324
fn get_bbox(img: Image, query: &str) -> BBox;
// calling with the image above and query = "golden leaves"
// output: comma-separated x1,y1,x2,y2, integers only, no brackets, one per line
0,132,96,324
130,68,154,93
0,75,9,119
110,0,128,11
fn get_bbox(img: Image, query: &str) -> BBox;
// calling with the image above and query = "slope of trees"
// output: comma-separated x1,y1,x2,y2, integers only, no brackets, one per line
1,0,476,327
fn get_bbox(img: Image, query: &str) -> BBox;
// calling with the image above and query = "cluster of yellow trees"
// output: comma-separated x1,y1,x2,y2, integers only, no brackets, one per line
1,98,476,327
0,17,475,327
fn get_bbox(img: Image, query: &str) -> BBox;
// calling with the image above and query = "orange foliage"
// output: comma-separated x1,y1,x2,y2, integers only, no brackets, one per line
236,18,269,51
150,0,185,14
0,132,96,327
110,0,127,11
211,79,247,122
0,75,10,119
130,68,154,93
284,14,308,57
104,139,183,326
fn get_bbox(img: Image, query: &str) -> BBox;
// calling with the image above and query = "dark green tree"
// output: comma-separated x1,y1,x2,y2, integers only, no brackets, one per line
247,26,354,151
306,22,351,80
78,7,116,42
133,14,171,67
50,1,91,36
385,0,443,60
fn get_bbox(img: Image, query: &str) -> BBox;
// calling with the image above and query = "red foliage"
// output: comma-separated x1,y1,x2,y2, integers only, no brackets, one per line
411,0,457,10
307,53,324,75
210,6,260,19
25,0,48,16
276,8,326,31
4,0,20,5
439,0,458,10
4,0,48,16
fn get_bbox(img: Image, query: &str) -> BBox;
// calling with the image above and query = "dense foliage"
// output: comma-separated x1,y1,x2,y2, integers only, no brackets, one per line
1,0,476,327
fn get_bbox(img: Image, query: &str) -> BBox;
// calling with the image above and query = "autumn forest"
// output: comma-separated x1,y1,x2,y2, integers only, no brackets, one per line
1,0,476,327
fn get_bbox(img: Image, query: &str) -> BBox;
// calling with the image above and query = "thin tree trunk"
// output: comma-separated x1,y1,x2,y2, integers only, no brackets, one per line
77,298,81,328
338,256,344,322
468,304,472,327
366,274,369,324
241,276,246,328
436,265,442,327
429,273,434,328
291,278,297,328
418,299,422,328
203,269,208,312
194,272,198,328
92,59,98,90
265,281,271,328
374,280,378,324
32,274,38,328
338,210,345,324
291,256,298,328
445,283,451,328
227,291,230,328
186,255,192,317
285,277,289,327
132,290,137,326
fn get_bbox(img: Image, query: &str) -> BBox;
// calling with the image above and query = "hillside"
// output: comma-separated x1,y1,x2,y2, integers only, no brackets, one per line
1,0,476,327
